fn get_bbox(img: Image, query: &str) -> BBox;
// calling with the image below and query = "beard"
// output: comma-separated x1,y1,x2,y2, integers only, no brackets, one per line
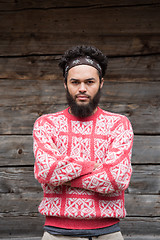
66,87,101,119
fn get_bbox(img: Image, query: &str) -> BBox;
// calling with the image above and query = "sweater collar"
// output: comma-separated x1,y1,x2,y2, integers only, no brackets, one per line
63,107,102,121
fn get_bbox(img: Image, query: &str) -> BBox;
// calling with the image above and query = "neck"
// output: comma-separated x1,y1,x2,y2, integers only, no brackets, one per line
69,106,98,117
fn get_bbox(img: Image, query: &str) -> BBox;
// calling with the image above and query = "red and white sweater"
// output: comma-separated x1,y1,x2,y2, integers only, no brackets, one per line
33,107,133,229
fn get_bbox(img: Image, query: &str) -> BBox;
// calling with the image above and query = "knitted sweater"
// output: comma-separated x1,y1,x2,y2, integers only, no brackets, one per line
33,107,133,229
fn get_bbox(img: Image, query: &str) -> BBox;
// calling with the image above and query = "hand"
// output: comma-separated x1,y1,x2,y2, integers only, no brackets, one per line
64,181,71,186
51,141,59,152
93,163,100,170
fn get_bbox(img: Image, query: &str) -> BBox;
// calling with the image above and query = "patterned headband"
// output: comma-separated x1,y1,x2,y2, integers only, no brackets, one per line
65,56,102,77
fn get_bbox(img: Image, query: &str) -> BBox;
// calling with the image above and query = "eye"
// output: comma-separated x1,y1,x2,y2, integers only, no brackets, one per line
71,80,79,85
87,80,94,84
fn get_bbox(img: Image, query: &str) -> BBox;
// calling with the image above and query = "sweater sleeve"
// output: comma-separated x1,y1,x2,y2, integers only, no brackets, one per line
71,116,133,194
33,115,95,186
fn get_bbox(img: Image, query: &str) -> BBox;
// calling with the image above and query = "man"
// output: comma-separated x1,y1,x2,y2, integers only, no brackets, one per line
33,45,133,240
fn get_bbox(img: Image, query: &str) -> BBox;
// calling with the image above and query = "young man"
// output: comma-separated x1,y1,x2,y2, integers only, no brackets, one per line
33,45,133,240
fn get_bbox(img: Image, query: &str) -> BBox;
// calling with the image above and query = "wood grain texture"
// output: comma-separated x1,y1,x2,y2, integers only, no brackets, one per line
0,135,160,166
0,0,159,10
121,217,160,236
1,80,160,106
0,192,159,217
0,55,159,81
0,79,160,134
0,1,159,238
0,216,159,238
0,104,159,134
1,103,159,134
0,166,159,197
0,6,159,34
0,33,159,57
0,216,44,238
0,4,160,32
0,4,159,56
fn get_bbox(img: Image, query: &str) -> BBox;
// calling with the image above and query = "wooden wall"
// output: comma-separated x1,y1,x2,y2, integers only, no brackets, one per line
0,1,160,239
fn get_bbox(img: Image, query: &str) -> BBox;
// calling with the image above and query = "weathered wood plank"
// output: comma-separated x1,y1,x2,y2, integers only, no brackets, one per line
0,192,159,217
0,55,159,81
0,192,43,216
107,55,160,82
0,167,40,194
125,194,160,216
0,5,159,57
128,164,160,194
0,166,160,196
0,216,44,238
0,0,159,11
1,102,159,134
0,6,159,34
0,136,34,166
100,103,160,135
0,33,159,57
0,104,66,135
0,78,160,134
0,216,159,238
1,80,160,107
121,217,160,237
132,136,160,164
0,135,159,166
0,56,61,80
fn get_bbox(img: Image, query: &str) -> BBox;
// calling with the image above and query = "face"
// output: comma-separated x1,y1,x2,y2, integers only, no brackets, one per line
64,65,104,118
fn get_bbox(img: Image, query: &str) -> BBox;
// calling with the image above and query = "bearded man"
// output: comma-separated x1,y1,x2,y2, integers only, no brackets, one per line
33,45,133,240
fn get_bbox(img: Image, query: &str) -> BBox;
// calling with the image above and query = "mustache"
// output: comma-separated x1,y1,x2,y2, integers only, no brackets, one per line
75,94,90,98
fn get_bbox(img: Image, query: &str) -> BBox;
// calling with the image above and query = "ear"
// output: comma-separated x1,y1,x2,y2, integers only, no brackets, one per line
64,81,67,90
100,78,104,89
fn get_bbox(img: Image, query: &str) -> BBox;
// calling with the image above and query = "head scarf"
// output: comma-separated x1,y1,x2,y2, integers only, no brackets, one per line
65,56,102,77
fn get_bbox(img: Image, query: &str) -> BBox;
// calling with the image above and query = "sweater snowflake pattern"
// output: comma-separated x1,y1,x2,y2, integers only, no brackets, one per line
33,107,133,229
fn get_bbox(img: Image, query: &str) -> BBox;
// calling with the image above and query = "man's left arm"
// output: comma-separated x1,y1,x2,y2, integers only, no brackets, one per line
70,116,133,194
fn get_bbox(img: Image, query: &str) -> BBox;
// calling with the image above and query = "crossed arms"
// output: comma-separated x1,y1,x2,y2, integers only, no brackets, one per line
33,115,133,195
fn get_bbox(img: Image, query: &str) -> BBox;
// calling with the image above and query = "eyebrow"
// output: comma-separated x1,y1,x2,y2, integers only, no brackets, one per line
69,78,96,81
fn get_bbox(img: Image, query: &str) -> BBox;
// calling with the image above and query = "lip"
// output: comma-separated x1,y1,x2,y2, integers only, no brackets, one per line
76,95,89,101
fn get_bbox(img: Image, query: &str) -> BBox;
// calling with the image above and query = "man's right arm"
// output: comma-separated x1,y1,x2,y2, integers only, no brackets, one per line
33,115,95,186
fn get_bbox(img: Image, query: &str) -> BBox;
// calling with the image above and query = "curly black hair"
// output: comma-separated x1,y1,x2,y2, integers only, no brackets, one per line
59,45,108,82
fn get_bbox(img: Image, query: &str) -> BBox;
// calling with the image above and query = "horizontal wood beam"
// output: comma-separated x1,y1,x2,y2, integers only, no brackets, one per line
0,135,159,166
0,5,159,34
0,34,159,57
0,216,159,238
0,4,159,57
0,166,160,196
121,217,160,237
0,192,159,217
0,55,159,81
0,78,160,134
0,0,159,11
0,215,44,238
1,80,160,108
1,103,159,134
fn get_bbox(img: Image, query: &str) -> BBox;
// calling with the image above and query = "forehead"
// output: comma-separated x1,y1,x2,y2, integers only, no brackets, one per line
67,65,99,79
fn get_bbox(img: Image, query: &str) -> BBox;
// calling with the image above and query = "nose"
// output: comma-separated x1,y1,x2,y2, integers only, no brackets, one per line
79,82,86,93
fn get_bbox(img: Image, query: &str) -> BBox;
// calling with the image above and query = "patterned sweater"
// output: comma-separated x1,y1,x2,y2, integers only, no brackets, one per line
33,107,133,229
